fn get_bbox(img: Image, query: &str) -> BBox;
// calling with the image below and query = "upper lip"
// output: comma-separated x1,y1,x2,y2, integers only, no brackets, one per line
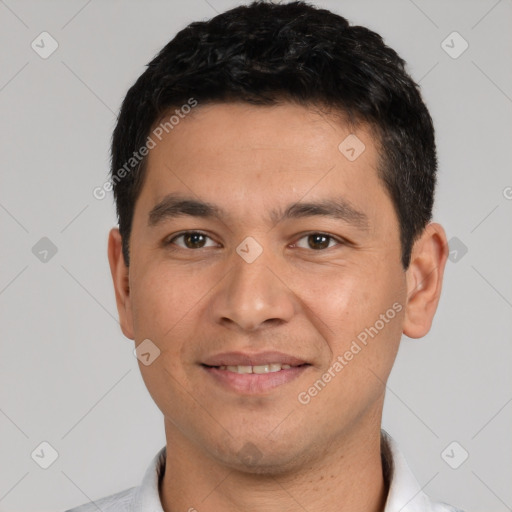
202,351,309,367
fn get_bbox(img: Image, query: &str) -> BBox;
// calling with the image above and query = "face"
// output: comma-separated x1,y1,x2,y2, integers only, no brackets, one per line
109,102,447,473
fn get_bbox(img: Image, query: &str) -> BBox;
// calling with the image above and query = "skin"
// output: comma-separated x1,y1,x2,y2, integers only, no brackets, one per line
108,102,448,512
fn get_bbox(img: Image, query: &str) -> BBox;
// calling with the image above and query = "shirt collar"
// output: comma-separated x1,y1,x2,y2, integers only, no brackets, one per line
381,429,437,511
131,430,438,512
130,444,166,512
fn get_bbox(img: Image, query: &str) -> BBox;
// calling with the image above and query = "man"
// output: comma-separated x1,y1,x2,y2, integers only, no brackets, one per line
69,1,463,511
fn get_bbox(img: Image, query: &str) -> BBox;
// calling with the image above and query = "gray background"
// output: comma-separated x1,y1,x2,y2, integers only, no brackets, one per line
0,1,511,511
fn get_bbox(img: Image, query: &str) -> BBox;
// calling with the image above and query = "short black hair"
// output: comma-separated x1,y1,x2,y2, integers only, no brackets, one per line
111,0,437,268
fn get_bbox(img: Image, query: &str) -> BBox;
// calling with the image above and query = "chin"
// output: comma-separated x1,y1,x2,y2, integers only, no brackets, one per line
212,436,310,476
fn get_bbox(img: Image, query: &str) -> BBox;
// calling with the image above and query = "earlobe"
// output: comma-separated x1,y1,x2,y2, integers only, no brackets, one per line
403,223,449,339
107,227,135,340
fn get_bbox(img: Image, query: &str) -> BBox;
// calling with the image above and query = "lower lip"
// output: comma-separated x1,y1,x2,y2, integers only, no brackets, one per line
202,365,310,394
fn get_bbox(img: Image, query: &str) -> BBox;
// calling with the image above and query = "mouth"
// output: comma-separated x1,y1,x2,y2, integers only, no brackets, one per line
205,362,300,374
200,351,312,394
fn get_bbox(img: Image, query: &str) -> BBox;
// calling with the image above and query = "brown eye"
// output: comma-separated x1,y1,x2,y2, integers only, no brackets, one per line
183,233,206,248
169,232,216,249
294,233,340,250
307,234,330,250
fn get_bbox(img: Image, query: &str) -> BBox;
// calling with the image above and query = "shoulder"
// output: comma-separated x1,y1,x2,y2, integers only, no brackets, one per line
381,431,466,512
431,503,466,512
64,486,136,512
64,445,166,512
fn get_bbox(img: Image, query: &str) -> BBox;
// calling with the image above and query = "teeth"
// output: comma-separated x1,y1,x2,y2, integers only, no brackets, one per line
217,363,294,374
253,364,270,374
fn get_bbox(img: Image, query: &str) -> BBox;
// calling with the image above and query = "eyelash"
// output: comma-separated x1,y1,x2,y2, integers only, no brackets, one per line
165,231,346,251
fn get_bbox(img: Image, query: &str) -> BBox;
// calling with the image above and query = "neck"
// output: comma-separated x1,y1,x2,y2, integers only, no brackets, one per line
160,420,388,512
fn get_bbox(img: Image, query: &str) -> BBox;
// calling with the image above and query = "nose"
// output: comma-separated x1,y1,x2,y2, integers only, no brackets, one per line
210,248,296,332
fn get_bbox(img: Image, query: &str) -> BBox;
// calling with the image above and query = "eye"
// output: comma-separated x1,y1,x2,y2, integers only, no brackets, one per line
167,231,218,249
293,232,342,250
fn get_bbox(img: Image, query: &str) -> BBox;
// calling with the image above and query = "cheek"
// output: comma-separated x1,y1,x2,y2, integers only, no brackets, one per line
298,258,400,325
128,263,206,415
129,261,198,336
295,265,405,426
296,255,406,366
128,261,219,378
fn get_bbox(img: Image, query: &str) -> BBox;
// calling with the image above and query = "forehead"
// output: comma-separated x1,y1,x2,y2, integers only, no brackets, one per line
148,102,375,170
136,102,389,225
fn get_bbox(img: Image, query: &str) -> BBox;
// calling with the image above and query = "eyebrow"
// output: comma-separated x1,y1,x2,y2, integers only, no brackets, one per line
148,193,369,231
273,199,369,230
148,194,225,226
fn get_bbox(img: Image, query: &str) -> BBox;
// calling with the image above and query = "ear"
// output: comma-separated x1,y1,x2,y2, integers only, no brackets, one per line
403,222,449,339
108,227,135,340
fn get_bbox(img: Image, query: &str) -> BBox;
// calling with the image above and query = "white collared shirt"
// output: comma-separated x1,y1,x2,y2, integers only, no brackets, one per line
65,431,464,512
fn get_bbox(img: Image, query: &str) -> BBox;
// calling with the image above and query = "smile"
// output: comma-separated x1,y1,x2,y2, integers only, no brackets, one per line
201,362,311,394
215,363,293,374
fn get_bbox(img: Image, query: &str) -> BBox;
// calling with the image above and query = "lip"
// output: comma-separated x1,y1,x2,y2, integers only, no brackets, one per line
201,351,308,367
202,365,310,394
200,351,311,394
